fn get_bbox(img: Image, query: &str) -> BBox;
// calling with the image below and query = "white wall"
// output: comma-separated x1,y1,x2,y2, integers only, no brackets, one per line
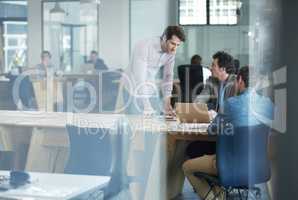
99,0,130,69
27,0,42,68
130,0,172,49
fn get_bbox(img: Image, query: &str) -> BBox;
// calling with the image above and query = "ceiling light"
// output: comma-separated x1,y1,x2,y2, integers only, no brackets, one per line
80,0,101,4
50,2,66,23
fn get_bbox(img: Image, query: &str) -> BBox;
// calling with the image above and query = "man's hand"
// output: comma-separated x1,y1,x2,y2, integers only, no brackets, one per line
164,97,175,116
143,99,156,116
208,109,218,120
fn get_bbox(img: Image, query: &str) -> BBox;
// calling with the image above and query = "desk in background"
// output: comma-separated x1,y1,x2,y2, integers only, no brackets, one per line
62,72,121,113
28,72,121,113
0,80,16,110
0,170,110,199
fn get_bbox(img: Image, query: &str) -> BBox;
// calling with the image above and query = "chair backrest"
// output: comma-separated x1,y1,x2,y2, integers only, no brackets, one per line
217,124,271,187
100,70,121,112
0,151,15,170
65,117,132,199
10,75,37,110
178,64,204,103
65,125,113,176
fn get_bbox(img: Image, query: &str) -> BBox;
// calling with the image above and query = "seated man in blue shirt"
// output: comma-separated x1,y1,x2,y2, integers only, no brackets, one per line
87,50,108,71
183,66,274,200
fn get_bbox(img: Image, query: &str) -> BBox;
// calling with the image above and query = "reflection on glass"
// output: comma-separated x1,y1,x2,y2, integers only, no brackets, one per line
179,0,239,25
43,1,99,73
209,0,238,25
179,0,207,25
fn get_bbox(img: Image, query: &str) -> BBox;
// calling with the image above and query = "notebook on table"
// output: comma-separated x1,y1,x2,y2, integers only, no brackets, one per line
175,103,210,123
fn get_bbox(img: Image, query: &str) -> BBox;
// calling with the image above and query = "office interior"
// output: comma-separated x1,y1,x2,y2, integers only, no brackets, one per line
0,0,296,199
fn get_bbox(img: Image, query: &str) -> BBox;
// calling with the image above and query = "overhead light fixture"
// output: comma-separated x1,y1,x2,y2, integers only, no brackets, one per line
80,0,101,4
50,2,66,23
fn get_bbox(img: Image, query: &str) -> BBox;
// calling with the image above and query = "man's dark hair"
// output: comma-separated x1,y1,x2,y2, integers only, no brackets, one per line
237,66,249,87
212,51,235,74
41,50,51,59
91,50,98,55
233,59,240,74
163,26,186,42
191,54,202,65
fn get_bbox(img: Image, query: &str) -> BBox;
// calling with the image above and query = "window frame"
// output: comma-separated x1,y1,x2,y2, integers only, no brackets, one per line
178,0,239,26
2,20,28,72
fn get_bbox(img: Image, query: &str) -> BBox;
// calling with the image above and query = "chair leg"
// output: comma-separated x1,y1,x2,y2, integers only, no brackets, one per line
238,188,243,200
245,189,249,200
212,187,225,200
203,185,214,200
251,187,261,200
241,187,262,200
225,189,229,200
225,188,232,200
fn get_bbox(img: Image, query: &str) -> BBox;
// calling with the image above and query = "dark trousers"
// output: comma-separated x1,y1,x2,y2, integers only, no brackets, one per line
186,141,216,159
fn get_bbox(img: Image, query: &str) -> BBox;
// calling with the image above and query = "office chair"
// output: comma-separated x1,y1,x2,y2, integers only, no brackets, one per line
178,64,204,103
100,70,121,112
195,124,271,200
0,151,15,170
103,123,161,199
8,74,37,110
65,117,134,199
64,124,112,176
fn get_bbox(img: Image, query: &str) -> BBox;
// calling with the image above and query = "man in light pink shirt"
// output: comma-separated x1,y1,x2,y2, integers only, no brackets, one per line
121,26,186,115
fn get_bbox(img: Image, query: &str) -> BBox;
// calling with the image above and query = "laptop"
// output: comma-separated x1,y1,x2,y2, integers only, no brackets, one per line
175,103,210,123
79,63,95,74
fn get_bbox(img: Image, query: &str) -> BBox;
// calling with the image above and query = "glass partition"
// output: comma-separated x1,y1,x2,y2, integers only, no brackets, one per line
0,1,287,200
42,0,99,73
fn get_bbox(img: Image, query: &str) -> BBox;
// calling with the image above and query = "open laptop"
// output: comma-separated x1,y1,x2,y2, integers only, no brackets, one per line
79,63,95,74
175,103,210,123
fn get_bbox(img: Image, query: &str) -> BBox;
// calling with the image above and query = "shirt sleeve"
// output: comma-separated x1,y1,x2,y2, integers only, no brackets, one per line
207,99,233,136
223,99,232,118
162,56,175,97
128,40,149,96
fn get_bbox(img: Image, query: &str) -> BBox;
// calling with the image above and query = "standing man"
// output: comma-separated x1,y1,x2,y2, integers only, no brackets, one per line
120,26,186,115
117,26,185,200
